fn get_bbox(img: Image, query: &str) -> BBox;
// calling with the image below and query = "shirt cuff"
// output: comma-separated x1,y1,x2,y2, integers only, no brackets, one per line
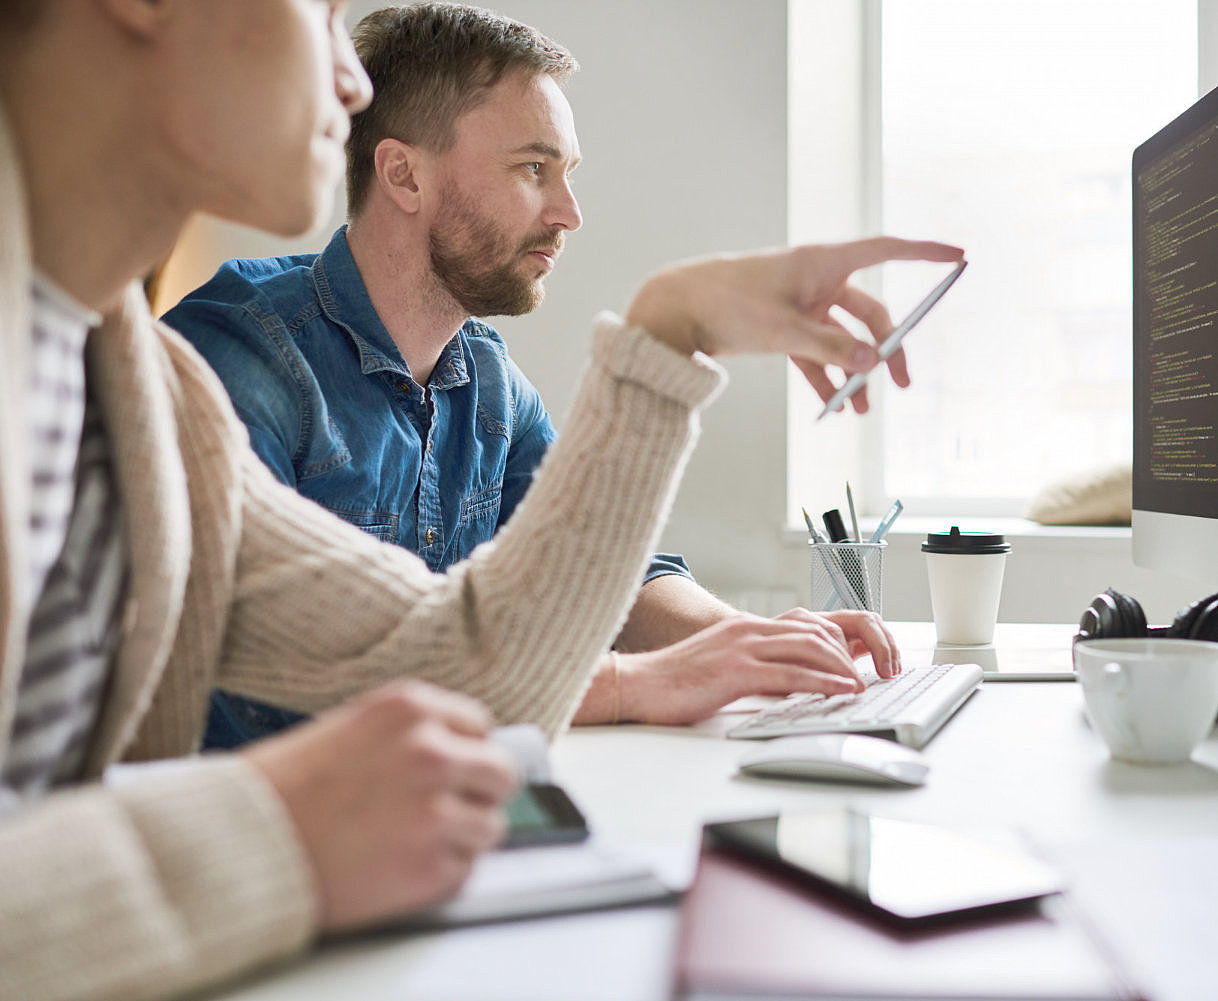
643,551,694,584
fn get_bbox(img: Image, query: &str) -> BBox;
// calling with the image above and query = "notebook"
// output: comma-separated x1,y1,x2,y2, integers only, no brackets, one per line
726,660,983,747
673,841,1145,1001
382,725,675,932
391,838,675,931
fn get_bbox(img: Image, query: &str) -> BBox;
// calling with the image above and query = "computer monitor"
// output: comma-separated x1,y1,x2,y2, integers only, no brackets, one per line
1132,84,1218,585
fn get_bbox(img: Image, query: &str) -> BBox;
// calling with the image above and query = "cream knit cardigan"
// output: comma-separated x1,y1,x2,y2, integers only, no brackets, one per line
0,111,725,1001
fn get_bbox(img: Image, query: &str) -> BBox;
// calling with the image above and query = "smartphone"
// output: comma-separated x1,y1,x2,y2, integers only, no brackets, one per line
500,782,590,848
818,258,968,420
704,806,1061,925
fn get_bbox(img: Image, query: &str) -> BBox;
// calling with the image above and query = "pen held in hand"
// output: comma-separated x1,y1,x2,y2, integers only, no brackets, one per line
816,259,968,421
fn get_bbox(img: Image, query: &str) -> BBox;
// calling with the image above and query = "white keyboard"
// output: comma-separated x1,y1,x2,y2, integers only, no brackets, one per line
726,661,984,748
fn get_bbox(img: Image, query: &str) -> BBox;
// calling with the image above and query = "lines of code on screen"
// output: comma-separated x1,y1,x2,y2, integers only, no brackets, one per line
1135,122,1218,515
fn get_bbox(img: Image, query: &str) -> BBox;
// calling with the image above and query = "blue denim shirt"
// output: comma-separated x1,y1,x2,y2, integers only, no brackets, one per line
163,226,691,747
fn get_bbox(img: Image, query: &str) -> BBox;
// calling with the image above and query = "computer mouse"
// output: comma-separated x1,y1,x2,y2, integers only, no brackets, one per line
736,733,929,787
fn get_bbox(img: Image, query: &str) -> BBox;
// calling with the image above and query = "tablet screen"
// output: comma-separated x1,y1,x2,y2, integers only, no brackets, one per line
706,807,1062,924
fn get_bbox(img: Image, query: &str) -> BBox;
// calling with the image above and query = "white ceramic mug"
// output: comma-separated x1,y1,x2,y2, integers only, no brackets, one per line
1073,638,1218,764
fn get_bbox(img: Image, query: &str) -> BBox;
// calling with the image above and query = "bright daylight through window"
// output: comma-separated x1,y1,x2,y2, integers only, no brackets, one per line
789,0,1196,519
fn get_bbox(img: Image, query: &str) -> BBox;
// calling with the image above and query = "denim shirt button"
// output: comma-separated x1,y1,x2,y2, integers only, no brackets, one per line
396,379,411,395
425,527,436,545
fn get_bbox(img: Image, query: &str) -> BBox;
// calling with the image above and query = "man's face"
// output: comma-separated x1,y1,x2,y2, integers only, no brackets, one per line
163,0,371,238
426,70,582,317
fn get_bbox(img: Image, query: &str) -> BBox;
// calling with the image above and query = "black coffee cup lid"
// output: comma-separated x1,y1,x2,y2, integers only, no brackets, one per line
921,526,1011,555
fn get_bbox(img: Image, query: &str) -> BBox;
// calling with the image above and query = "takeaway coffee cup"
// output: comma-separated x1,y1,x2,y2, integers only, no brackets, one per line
921,527,1011,645
1073,638,1218,764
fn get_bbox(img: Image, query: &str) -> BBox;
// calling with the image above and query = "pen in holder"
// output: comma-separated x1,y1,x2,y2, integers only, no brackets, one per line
809,540,886,613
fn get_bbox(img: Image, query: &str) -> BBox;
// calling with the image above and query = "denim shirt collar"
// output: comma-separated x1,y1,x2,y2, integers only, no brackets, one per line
310,225,469,391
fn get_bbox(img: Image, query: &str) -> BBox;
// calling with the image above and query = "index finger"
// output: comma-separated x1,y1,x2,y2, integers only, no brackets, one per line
833,236,965,274
828,606,906,677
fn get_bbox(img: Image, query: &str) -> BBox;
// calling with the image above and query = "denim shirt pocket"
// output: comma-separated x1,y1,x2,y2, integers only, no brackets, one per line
321,505,401,544
453,482,503,562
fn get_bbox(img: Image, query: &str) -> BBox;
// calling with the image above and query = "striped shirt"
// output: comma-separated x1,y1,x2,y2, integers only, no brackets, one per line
0,276,127,805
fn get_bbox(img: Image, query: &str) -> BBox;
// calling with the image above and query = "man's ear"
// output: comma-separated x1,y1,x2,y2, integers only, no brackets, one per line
95,0,171,39
374,139,427,215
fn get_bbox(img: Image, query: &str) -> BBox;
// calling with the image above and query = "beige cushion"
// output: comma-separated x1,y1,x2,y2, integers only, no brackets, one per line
1024,463,1132,526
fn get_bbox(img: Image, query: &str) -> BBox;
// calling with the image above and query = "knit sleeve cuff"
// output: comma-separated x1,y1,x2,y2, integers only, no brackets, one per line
590,311,727,411
108,754,318,982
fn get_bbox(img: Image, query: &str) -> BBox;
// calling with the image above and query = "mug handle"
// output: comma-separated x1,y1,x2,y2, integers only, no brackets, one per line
1101,661,1127,696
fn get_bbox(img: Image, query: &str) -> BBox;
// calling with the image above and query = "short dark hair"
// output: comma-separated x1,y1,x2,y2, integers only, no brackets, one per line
0,0,47,30
346,2,578,219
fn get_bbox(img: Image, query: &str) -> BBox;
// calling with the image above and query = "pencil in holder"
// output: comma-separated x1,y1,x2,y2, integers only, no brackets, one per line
809,540,885,613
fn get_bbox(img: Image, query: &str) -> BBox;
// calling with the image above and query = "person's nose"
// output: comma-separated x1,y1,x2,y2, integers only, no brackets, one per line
333,24,373,115
545,178,582,233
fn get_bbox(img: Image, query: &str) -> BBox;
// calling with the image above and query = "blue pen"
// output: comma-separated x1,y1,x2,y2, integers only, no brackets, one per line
868,499,904,543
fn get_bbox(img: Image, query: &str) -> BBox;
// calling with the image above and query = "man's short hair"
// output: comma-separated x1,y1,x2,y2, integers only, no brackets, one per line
0,0,46,30
346,2,578,219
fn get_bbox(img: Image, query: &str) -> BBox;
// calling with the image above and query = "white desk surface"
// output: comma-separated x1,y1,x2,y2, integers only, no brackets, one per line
212,623,1218,1001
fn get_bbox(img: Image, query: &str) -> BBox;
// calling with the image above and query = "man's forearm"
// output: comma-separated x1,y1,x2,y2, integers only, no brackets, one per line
614,573,738,652
570,577,737,726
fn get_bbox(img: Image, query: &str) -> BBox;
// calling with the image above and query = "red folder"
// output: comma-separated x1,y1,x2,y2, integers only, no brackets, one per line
674,844,1145,1001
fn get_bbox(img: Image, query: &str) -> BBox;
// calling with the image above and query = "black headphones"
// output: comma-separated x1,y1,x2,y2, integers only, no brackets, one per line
1077,587,1218,642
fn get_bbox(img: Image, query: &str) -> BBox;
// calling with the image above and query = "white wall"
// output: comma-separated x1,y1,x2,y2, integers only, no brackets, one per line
485,0,796,605
161,0,1214,627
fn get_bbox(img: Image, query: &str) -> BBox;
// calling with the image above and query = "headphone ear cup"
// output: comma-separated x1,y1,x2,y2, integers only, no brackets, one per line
1078,588,1147,639
1171,594,1218,641
1114,589,1148,636
1078,591,1118,639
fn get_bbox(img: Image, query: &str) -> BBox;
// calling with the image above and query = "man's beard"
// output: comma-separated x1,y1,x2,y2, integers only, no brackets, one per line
429,188,563,318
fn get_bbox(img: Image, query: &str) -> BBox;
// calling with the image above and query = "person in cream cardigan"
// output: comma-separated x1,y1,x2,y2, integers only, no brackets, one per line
0,2,962,1000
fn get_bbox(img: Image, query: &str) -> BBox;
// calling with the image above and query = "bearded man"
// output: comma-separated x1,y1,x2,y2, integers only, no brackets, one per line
165,2,904,748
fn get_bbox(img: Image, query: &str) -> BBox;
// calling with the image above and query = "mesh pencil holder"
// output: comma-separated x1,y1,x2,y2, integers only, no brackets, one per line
809,541,886,613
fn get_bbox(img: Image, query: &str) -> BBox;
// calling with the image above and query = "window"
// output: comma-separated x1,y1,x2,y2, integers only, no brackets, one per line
788,0,1198,520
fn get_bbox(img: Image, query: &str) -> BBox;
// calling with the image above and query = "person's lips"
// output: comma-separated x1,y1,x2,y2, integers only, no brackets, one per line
525,242,562,270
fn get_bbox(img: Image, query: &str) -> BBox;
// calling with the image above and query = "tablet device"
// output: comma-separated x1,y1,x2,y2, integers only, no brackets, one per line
501,782,590,848
932,640,1078,682
704,807,1061,925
